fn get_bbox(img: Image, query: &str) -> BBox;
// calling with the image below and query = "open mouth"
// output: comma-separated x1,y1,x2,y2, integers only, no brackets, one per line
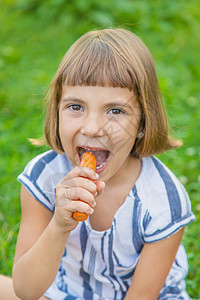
77,146,110,173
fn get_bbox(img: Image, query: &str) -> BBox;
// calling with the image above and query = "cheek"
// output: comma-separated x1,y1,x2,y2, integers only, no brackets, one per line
110,119,138,152
59,115,81,152
59,111,73,134
59,125,73,145
59,114,72,144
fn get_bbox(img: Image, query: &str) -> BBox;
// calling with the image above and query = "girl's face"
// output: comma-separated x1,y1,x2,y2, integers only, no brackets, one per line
59,86,141,183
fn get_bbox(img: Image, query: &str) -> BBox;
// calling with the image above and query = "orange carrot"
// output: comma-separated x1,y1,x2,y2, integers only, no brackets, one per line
72,152,97,221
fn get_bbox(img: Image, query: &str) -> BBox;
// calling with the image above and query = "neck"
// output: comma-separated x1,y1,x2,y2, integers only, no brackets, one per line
105,155,142,190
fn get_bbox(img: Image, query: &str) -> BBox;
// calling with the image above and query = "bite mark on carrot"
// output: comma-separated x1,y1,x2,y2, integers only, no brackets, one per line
72,152,96,222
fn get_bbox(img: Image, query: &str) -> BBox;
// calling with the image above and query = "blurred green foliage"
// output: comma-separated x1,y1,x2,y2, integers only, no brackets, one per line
0,0,199,298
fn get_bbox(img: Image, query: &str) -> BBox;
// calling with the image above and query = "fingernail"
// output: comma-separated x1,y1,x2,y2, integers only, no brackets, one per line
94,173,99,179
90,208,94,213
94,201,97,207
101,181,105,190
94,191,98,197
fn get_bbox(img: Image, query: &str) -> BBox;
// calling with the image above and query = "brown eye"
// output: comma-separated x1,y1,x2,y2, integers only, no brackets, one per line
68,104,83,111
108,108,124,115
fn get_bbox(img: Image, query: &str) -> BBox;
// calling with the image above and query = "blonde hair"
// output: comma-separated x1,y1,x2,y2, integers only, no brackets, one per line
43,28,181,157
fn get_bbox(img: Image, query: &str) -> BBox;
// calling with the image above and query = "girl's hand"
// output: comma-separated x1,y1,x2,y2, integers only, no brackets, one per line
53,166,105,233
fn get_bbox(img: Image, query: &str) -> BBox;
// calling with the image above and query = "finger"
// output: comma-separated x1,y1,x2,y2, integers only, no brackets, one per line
60,187,96,208
67,200,94,216
96,181,105,196
61,166,99,184
62,177,97,196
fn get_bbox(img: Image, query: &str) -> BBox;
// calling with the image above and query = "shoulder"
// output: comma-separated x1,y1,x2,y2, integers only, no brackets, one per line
22,150,71,175
134,156,195,242
17,150,73,211
136,156,191,215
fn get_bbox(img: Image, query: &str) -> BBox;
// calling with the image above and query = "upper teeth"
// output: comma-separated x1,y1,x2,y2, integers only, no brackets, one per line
82,147,98,151
79,147,102,156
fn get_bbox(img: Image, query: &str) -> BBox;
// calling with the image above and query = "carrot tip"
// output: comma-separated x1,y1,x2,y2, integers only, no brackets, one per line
80,152,96,171
72,211,88,222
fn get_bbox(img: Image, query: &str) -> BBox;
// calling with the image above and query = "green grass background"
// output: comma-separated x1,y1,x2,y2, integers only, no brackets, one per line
0,0,199,298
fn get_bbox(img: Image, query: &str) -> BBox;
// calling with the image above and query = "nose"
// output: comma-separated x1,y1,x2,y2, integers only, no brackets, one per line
80,113,105,138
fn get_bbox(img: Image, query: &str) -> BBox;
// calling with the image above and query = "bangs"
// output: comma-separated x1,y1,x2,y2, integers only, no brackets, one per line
61,36,136,90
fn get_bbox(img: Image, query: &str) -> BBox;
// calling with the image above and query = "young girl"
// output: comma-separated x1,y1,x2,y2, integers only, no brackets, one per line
8,28,195,299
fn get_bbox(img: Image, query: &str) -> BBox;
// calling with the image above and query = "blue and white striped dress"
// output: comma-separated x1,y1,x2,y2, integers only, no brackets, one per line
17,150,195,300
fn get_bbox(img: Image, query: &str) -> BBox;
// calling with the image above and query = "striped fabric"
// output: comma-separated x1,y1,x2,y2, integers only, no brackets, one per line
17,150,195,300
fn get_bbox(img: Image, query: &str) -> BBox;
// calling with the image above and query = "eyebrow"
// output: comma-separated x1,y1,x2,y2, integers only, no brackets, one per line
61,96,135,111
61,97,85,104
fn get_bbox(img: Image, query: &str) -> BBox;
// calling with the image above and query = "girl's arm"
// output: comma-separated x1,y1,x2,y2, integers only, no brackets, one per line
124,228,185,300
13,166,103,300
12,186,68,300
